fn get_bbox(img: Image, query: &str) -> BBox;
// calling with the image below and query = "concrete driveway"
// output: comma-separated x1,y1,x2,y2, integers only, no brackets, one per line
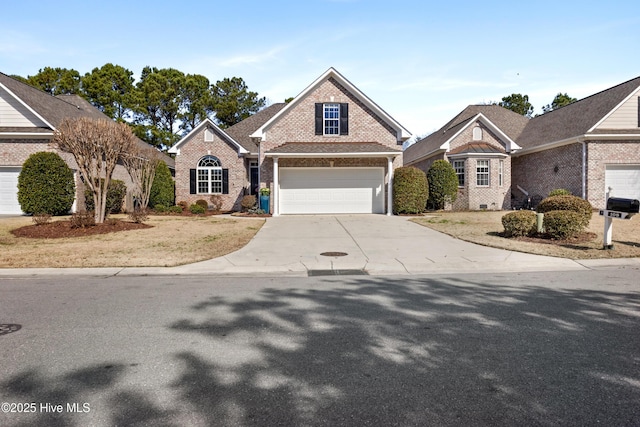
174,215,586,276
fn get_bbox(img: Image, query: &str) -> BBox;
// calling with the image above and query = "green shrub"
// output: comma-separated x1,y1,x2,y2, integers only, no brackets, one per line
84,179,127,215
196,199,209,210
17,151,75,215
149,161,174,208
427,160,458,210
169,205,183,214
189,204,205,214
393,166,429,214
241,195,257,211
536,195,592,228
154,204,167,213
543,210,584,239
549,188,571,197
502,210,536,237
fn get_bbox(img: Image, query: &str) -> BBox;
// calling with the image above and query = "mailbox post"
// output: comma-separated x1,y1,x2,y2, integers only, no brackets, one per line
599,188,639,249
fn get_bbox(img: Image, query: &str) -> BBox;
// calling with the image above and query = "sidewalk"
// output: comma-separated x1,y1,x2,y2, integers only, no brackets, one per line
3,215,635,277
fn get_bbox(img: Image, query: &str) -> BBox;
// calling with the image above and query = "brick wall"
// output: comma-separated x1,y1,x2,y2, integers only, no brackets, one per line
409,120,511,210
511,143,583,206
586,140,640,208
258,77,403,212
1,139,135,211
173,125,249,211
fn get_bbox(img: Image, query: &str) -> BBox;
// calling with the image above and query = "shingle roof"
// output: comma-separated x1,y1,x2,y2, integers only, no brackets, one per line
404,104,528,164
517,75,640,149
0,72,174,168
225,103,287,153
267,142,401,155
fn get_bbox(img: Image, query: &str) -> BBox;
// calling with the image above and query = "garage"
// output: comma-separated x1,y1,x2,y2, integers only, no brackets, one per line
0,167,22,215
279,167,384,214
605,165,640,200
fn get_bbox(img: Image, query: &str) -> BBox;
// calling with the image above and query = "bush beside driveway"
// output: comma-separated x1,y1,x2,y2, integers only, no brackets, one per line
413,211,640,260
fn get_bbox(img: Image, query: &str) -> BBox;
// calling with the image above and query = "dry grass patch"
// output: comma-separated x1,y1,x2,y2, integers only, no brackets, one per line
0,215,264,268
412,211,640,259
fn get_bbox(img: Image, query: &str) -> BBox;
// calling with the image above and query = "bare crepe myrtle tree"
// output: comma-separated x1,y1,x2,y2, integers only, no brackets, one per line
122,144,161,211
52,117,137,223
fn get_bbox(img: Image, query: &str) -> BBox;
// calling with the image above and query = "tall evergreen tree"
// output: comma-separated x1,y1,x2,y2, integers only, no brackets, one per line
180,73,213,133
498,93,534,117
82,63,136,121
27,67,81,95
542,92,577,114
211,77,266,128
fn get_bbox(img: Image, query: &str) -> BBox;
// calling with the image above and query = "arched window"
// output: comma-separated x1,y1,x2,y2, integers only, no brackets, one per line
472,125,483,141
197,155,222,194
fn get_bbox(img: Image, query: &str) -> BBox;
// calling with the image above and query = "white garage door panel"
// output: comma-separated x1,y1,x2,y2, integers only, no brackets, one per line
605,165,640,200
0,167,22,215
280,168,384,214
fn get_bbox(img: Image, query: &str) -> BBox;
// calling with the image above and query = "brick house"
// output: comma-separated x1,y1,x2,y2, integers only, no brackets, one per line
0,72,174,215
404,76,640,210
170,68,411,215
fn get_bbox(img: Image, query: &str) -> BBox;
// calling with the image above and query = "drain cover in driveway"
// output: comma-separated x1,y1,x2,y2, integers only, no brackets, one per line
320,252,348,257
308,269,368,276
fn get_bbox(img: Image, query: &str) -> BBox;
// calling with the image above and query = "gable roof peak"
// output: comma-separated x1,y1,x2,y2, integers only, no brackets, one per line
250,67,411,142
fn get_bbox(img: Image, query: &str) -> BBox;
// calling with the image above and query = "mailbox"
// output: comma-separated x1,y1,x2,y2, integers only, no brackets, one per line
606,197,640,213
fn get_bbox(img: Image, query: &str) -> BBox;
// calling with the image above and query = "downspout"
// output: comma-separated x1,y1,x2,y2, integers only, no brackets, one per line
579,137,586,199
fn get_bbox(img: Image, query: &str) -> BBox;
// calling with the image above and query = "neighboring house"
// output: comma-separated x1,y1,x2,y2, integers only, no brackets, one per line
0,72,174,215
405,76,640,210
170,68,411,215
404,105,527,210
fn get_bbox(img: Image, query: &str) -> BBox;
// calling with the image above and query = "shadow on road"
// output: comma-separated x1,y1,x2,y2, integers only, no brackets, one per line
2,275,639,425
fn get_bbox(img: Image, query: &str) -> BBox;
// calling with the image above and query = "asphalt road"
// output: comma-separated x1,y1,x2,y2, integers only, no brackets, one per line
1,269,639,426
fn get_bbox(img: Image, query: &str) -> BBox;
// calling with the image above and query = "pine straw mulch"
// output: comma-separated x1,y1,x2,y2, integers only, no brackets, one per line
11,219,152,239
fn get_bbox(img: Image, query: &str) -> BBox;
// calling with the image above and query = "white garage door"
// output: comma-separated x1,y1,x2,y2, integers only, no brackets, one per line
605,165,640,200
279,167,384,214
0,167,22,215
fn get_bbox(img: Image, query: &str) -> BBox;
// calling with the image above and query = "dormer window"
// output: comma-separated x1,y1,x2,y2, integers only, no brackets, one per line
315,103,349,136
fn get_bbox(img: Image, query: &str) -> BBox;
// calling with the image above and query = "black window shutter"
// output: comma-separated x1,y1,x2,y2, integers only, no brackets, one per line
315,103,323,135
189,169,196,194
340,103,349,135
222,169,229,194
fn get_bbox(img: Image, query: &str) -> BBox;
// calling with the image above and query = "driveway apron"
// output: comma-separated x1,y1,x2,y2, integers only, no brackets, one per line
178,215,583,276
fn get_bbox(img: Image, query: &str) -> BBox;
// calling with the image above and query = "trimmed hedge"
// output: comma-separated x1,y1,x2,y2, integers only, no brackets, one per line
149,161,174,208
502,210,536,237
189,204,205,214
549,188,571,197
427,160,458,210
393,166,429,214
84,179,127,215
195,199,209,210
17,151,75,215
241,195,256,211
543,210,585,239
536,195,592,228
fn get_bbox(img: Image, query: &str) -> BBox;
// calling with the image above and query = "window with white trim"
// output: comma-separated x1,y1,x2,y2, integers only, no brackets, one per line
197,155,222,194
324,103,340,135
476,159,490,186
453,160,465,187
499,160,504,186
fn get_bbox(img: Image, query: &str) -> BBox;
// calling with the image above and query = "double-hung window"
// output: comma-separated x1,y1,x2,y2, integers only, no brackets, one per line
197,155,222,194
315,103,348,135
324,103,340,135
476,159,490,186
452,160,465,187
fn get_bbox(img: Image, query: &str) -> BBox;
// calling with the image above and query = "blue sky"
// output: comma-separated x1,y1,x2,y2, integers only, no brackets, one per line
1,0,639,139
